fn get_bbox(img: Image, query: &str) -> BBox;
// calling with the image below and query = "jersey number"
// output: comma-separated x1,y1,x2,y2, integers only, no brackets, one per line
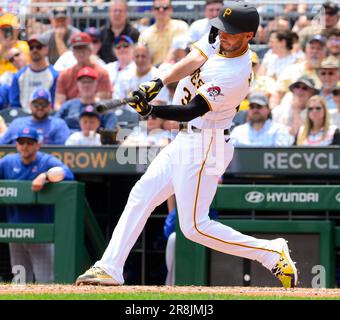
181,87,192,105
191,68,205,89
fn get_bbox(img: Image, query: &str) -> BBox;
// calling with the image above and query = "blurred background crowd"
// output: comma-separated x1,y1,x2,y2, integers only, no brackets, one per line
0,0,339,148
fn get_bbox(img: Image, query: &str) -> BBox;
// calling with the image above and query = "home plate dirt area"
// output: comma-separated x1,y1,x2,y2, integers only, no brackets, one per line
0,285,340,298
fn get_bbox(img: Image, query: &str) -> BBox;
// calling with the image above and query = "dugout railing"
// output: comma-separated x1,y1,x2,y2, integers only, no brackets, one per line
176,185,340,288
0,180,105,284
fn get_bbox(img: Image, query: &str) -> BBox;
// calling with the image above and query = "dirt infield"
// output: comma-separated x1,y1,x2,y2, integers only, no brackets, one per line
0,284,340,298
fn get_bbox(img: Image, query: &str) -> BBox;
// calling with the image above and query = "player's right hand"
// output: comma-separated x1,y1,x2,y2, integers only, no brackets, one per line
138,78,164,102
128,90,153,117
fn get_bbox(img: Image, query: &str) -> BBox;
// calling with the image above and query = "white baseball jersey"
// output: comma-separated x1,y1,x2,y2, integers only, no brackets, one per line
173,33,252,129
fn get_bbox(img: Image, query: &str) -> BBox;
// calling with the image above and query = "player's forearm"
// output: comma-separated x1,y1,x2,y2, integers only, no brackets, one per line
151,94,210,121
160,48,207,85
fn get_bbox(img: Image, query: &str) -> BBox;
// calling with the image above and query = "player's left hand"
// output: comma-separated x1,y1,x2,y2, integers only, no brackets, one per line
138,78,164,102
128,90,153,117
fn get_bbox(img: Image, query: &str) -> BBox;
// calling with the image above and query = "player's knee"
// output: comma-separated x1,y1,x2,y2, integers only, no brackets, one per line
179,224,200,242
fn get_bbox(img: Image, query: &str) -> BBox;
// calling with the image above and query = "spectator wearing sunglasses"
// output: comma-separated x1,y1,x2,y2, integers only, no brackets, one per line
0,88,70,145
9,35,59,112
105,35,136,94
272,76,320,136
230,92,293,147
98,0,140,64
0,126,74,283
295,95,340,145
39,7,80,65
54,27,106,72
0,48,27,87
317,55,340,110
330,82,340,128
138,0,189,66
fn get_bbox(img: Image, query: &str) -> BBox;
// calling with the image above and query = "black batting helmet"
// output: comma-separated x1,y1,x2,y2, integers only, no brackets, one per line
209,1,260,36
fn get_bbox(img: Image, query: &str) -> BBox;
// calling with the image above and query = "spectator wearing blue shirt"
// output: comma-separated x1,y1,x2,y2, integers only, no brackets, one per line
0,127,74,283
9,35,59,112
230,92,294,147
0,88,70,145
55,66,117,132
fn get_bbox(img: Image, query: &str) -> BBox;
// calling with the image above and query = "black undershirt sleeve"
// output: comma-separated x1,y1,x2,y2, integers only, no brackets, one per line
151,94,211,122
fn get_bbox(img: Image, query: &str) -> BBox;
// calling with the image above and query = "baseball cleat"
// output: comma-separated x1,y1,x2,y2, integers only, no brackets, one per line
271,238,298,289
75,266,120,286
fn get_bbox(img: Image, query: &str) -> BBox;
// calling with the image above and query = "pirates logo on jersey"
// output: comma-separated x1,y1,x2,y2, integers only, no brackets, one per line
207,86,224,100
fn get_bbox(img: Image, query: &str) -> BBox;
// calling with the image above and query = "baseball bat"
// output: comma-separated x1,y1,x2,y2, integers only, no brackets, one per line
95,96,140,113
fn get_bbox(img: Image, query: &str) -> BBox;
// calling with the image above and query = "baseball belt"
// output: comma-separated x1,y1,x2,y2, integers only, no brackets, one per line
179,122,230,136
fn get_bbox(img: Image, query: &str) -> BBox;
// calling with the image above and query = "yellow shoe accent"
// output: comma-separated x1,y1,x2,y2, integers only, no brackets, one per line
75,266,120,286
271,239,298,288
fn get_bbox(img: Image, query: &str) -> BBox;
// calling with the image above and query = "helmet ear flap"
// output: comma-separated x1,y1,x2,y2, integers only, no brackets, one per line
208,26,219,44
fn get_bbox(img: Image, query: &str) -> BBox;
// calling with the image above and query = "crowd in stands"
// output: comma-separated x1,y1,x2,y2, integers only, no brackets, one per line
0,0,339,148
0,0,339,286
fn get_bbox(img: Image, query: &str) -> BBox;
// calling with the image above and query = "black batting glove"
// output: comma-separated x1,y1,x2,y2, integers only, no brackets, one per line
138,78,164,102
128,90,153,117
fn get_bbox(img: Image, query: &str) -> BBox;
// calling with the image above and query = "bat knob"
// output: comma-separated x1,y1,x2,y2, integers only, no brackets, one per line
95,103,108,113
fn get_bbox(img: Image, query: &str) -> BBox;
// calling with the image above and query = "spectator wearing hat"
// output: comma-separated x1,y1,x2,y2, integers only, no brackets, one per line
0,47,27,86
65,105,102,146
138,0,189,66
322,1,339,30
317,55,340,110
187,0,223,43
55,66,117,133
106,35,136,93
54,32,112,110
0,88,70,145
54,27,106,72
9,35,59,112
275,35,327,99
330,82,340,128
0,13,30,76
295,95,340,146
272,76,320,136
299,1,339,49
98,0,140,64
0,126,74,283
230,92,293,147
39,7,80,65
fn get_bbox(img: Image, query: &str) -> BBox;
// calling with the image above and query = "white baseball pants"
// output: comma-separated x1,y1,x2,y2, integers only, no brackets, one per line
96,130,283,284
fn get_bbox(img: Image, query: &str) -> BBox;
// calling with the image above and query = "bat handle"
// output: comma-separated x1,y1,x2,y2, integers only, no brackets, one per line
125,95,140,103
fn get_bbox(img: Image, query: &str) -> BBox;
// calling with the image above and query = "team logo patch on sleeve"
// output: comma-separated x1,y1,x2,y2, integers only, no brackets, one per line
207,86,224,100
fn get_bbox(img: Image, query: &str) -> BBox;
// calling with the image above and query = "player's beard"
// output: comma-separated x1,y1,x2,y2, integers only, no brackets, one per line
219,41,243,54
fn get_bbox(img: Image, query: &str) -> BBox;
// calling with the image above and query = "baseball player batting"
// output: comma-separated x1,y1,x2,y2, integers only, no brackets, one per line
76,2,298,288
